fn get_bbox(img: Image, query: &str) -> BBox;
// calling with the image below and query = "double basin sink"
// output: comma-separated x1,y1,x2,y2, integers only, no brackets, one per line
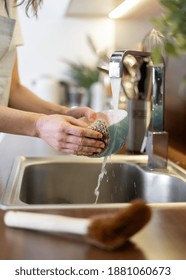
1,155,186,209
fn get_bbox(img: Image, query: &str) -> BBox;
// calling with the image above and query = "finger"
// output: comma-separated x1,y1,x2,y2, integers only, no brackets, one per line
66,125,103,139
65,135,105,149
74,145,104,154
68,118,88,127
57,141,104,155
82,108,97,122
59,148,94,157
75,151,95,156
68,107,97,122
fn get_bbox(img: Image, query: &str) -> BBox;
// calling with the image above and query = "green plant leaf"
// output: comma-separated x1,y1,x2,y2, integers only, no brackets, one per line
151,0,186,59
68,65,99,89
164,39,179,57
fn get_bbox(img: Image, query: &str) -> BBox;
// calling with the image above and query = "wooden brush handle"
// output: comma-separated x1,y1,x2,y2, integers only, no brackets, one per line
4,211,89,235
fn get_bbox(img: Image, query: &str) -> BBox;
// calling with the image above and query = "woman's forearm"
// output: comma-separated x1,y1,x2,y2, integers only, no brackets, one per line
9,83,69,115
9,54,69,115
0,105,41,137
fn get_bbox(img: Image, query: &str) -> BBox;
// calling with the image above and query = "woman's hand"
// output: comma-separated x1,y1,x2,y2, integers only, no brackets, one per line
35,114,105,156
66,107,97,122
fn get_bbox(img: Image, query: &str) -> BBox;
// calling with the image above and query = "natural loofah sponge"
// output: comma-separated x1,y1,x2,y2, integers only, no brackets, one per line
88,109,128,157
88,119,110,147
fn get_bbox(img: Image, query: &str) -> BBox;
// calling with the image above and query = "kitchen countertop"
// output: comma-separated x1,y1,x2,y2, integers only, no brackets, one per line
1,207,186,260
0,134,186,260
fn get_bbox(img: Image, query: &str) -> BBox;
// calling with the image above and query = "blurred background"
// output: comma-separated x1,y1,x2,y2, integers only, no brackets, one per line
17,0,160,106
17,0,186,153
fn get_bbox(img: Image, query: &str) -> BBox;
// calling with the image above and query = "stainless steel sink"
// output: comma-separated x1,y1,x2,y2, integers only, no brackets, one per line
1,155,186,209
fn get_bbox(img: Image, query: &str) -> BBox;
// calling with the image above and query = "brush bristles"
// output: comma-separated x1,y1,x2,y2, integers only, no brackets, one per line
86,199,152,250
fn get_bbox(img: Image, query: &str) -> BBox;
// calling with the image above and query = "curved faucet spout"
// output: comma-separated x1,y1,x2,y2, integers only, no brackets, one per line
109,50,150,78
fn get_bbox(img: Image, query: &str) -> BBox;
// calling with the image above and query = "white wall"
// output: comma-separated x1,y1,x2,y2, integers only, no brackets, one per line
114,19,153,50
17,4,115,90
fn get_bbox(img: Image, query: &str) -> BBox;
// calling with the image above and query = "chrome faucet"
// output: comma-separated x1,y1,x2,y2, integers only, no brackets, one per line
145,62,168,169
109,50,168,169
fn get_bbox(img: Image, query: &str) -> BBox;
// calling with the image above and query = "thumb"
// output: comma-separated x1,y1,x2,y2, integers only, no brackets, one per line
85,109,97,122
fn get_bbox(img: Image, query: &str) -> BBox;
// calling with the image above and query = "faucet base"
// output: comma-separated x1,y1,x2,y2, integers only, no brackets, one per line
146,131,168,170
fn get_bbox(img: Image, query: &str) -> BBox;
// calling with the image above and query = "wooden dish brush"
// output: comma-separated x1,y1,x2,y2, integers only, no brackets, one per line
4,199,151,250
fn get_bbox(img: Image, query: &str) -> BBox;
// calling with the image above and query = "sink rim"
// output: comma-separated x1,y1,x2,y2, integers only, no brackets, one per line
1,154,186,210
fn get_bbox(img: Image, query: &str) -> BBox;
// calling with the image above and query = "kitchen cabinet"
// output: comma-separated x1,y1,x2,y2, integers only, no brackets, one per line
65,0,162,19
66,0,123,17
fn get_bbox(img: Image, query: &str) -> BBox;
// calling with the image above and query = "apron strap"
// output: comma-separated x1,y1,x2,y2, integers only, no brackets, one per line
4,0,10,17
